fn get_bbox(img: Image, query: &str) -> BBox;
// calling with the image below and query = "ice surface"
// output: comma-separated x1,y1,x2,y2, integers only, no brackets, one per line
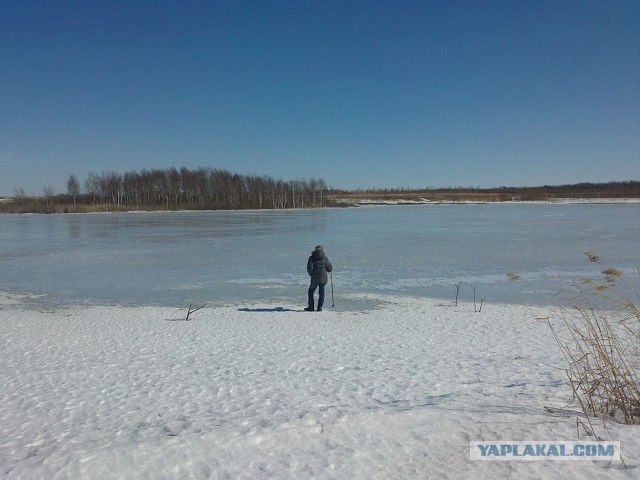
0,204,638,308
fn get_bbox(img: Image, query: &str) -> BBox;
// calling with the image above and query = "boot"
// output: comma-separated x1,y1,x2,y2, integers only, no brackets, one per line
306,290,315,311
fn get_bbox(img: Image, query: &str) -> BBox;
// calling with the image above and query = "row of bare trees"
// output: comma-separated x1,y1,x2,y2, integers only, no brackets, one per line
66,167,331,210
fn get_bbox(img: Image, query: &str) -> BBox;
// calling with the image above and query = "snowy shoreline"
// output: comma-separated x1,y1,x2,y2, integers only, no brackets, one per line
1,197,639,215
349,198,640,206
1,292,638,479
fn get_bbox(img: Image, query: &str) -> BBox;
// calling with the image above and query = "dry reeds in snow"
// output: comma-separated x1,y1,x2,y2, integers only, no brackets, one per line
550,268,640,429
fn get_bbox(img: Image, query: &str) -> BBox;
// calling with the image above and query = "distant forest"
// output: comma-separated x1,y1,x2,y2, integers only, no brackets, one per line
341,181,640,203
6,167,333,213
1,167,639,214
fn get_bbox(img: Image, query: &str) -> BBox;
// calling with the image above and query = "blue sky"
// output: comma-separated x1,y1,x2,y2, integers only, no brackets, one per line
1,0,638,196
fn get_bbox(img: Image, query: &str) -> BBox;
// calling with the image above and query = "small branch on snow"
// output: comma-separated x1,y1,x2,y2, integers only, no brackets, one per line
454,282,462,306
186,303,207,321
478,297,486,312
471,285,486,312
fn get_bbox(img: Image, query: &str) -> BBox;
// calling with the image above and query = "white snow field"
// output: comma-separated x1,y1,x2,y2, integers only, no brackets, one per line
1,293,638,479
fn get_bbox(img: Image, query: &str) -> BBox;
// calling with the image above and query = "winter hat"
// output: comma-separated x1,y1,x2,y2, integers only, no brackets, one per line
315,245,323,251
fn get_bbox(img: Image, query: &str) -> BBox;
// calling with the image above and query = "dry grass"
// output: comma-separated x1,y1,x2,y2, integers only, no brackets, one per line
506,272,522,281
585,252,602,263
549,268,640,427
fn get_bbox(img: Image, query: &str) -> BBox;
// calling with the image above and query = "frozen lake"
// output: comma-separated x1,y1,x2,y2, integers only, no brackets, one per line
2,203,640,478
0,203,638,309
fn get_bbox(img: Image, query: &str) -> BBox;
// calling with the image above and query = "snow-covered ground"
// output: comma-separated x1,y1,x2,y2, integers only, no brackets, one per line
1,292,638,479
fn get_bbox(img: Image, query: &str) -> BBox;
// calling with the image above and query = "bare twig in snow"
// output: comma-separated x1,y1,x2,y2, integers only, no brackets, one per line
186,303,207,321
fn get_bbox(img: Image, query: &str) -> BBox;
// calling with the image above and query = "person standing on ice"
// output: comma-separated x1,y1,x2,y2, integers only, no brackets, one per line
305,245,333,311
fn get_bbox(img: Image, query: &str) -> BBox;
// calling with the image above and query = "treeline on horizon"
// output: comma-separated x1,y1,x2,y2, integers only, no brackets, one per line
2,166,639,214
347,181,640,202
8,167,333,213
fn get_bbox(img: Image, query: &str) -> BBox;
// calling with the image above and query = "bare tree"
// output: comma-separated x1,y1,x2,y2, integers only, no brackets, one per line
84,172,102,204
105,171,123,206
43,185,54,207
14,186,26,207
67,174,80,204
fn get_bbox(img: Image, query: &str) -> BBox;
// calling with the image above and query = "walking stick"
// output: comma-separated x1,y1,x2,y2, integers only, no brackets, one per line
330,272,335,307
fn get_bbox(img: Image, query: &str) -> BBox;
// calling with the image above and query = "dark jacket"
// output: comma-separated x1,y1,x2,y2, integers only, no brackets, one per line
307,249,333,284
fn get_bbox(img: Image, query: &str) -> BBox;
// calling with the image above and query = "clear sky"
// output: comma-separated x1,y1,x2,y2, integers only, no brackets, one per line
1,0,639,196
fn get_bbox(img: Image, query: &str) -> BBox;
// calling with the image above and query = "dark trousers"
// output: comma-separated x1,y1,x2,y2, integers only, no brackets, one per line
308,281,326,308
